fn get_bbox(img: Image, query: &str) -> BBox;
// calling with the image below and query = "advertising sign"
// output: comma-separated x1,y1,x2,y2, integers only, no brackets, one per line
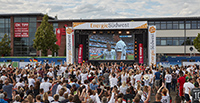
139,43,143,64
66,27,73,65
14,22,29,38
73,21,147,30
148,26,156,66
78,44,83,63
56,28,61,46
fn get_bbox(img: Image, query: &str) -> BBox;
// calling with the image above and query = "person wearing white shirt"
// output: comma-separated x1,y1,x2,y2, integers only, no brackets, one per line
133,71,142,88
60,66,66,74
165,71,172,93
47,91,54,102
91,43,115,60
109,74,118,88
119,81,128,95
28,75,35,88
121,72,127,83
157,83,170,103
184,78,194,103
0,74,7,83
14,78,25,89
80,71,88,84
47,68,54,79
56,83,63,95
40,77,52,93
113,34,127,60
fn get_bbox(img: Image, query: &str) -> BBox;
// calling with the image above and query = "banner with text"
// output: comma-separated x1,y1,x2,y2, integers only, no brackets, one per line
78,44,83,63
14,22,29,37
66,27,73,65
148,26,156,66
139,43,143,64
56,28,61,46
73,21,147,30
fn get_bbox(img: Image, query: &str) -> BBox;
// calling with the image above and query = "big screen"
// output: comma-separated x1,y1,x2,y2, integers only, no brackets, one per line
89,33,134,60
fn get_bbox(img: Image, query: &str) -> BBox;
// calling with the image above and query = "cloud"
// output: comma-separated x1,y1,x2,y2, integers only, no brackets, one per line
0,0,200,19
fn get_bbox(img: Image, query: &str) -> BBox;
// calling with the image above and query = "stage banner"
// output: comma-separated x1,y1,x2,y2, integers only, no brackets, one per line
66,27,73,65
73,21,147,30
148,26,156,66
78,44,83,63
139,43,143,64
56,28,61,46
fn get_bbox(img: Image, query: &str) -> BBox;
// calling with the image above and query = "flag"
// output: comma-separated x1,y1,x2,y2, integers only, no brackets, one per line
33,59,38,62
29,59,32,62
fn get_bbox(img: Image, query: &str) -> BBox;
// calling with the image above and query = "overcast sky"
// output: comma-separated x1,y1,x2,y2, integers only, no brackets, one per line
0,0,200,19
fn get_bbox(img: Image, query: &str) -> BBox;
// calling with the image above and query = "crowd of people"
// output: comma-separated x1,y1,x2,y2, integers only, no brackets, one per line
0,61,200,103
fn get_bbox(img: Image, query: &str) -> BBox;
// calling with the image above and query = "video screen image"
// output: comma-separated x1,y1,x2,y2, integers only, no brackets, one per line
89,33,134,60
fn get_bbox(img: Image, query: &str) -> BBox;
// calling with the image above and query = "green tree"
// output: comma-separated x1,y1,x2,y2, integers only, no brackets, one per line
33,14,59,56
0,34,11,56
193,33,200,52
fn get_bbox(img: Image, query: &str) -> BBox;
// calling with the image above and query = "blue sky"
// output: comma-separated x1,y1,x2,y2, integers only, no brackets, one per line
0,0,200,19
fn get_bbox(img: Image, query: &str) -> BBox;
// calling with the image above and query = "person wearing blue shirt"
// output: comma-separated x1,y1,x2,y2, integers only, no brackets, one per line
90,80,98,90
154,68,161,92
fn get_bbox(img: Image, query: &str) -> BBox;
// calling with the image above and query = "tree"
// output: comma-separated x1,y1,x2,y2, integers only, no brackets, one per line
0,34,11,56
33,14,59,56
193,33,200,52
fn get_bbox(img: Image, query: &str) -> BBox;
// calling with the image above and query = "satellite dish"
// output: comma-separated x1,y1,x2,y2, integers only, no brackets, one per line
189,47,193,51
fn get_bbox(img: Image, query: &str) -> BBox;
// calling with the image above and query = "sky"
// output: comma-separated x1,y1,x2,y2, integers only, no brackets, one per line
0,0,200,19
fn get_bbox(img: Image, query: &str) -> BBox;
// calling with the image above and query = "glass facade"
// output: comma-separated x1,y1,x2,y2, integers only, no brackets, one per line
148,20,200,30
0,18,10,41
13,17,37,56
156,37,196,46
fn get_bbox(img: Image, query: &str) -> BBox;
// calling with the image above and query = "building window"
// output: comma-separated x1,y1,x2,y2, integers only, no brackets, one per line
53,23,58,33
191,21,197,29
186,21,191,29
198,21,200,29
173,21,178,29
179,21,184,29
0,19,4,23
166,21,172,29
155,21,160,30
157,37,196,46
173,37,179,45
148,21,154,26
166,37,172,45
160,37,166,45
179,37,184,45
30,17,37,22
22,17,29,22
156,37,160,46
161,21,166,29
0,18,10,40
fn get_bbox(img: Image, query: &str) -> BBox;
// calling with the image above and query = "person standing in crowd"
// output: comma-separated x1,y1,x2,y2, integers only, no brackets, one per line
157,83,170,103
40,77,52,93
3,77,16,101
154,68,161,92
177,71,186,98
184,78,194,103
171,69,177,92
165,69,172,93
